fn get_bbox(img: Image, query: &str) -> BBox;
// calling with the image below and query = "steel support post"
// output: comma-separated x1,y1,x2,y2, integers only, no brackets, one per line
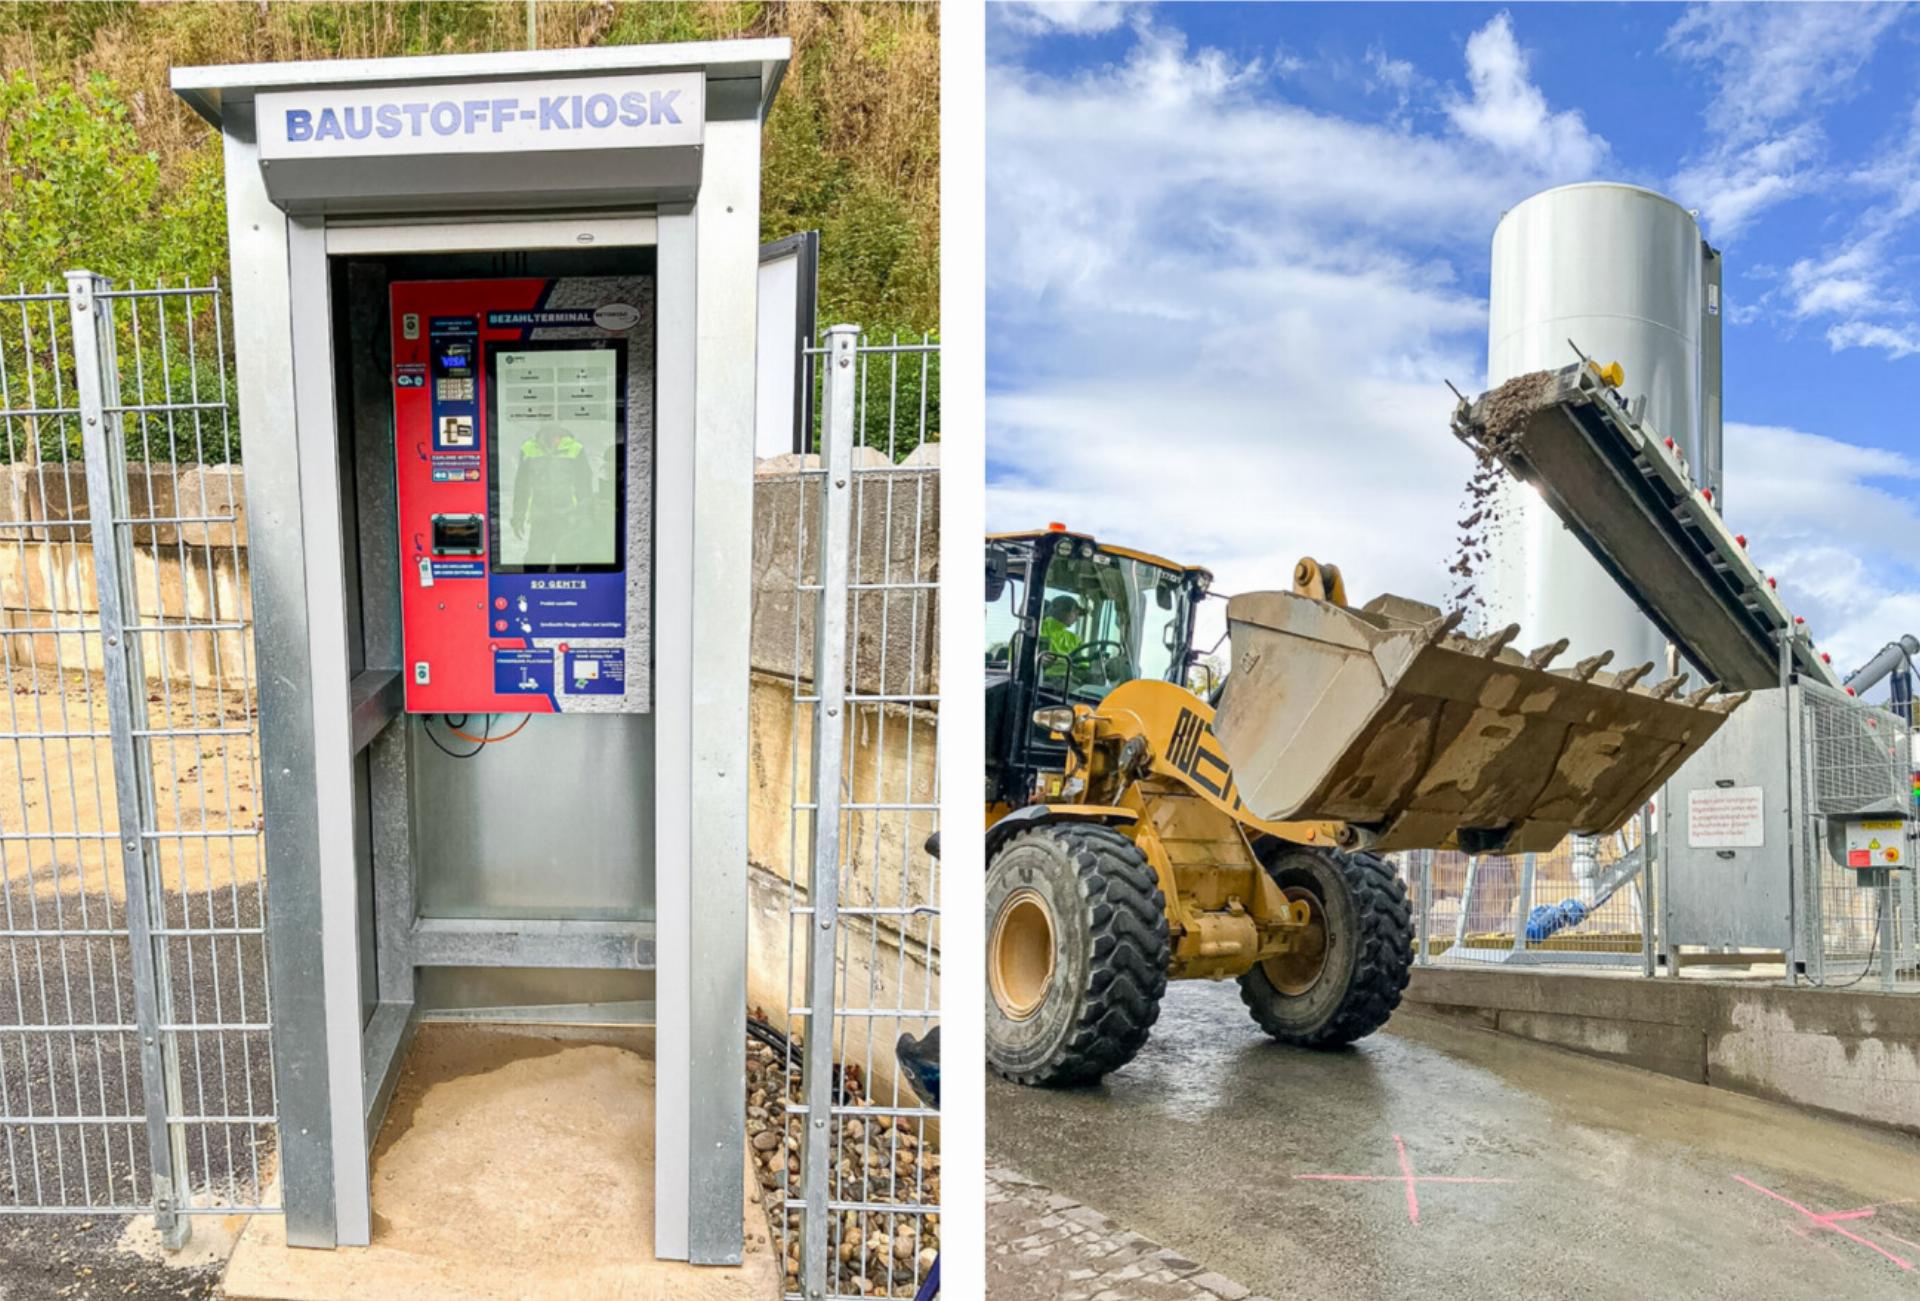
799,325,858,1299
1640,803,1656,979
1880,870,1897,992
1453,856,1479,958
1416,851,1433,967
1512,854,1536,954
67,271,190,1248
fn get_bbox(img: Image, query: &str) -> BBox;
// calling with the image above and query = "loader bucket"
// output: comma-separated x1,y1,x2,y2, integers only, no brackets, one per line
1213,590,1746,854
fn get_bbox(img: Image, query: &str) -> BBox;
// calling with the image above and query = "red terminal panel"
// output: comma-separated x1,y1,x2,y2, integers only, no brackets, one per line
392,276,643,715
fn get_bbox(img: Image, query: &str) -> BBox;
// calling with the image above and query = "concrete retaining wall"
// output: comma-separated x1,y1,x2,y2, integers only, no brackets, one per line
1405,967,1920,1135
745,454,940,1096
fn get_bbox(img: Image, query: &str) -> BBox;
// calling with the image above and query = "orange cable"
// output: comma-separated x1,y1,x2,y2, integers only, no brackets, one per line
447,715,533,745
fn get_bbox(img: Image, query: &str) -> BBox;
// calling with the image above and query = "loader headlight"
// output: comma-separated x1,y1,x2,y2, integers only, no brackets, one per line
1032,706,1078,735
1190,572,1211,595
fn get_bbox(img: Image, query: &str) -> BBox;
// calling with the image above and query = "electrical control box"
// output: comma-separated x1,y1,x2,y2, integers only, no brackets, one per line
393,276,652,713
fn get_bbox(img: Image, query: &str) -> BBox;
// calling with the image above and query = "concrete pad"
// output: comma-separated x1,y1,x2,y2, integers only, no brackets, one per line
990,982,1920,1301
222,1024,780,1301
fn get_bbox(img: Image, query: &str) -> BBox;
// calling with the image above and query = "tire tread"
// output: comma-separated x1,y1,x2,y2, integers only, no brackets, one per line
993,823,1170,1087
1239,847,1413,1048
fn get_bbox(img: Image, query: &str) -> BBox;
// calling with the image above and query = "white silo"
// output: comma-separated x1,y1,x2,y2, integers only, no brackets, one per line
1484,182,1721,671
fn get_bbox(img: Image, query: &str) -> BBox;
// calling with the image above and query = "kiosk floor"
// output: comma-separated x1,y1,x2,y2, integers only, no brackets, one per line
222,1024,778,1300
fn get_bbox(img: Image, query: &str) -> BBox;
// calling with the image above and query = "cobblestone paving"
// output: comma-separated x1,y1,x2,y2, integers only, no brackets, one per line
986,1165,1272,1301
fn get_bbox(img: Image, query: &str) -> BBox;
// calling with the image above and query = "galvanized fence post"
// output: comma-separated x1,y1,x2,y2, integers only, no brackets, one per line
1639,802,1656,979
66,271,189,1247
798,324,859,1299
1452,856,1478,958
1416,850,1433,967
1511,854,1536,954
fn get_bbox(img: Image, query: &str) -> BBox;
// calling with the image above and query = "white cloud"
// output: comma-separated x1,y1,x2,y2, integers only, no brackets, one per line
989,13,1615,638
996,2,1132,37
1665,3,1903,143
1775,101,1920,353
1664,2,1905,239
1722,421,1920,669
1445,12,1609,174
1670,123,1823,240
1827,320,1920,359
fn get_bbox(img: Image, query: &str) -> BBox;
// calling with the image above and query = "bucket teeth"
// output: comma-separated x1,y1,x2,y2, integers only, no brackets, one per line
1466,624,1521,659
1615,661,1655,690
1571,649,1615,682
1650,673,1689,700
1685,681,1721,707
1433,608,1466,640
1526,639,1570,670
1707,690,1751,714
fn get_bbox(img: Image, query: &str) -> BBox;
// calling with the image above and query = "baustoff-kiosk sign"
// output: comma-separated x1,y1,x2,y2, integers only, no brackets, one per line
173,40,788,1267
260,72,703,153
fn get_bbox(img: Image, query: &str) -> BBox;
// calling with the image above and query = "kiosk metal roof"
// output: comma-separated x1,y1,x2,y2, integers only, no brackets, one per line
172,39,791,127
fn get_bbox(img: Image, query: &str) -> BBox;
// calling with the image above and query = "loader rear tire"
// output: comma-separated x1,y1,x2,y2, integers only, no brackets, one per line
986,823,1170,1087
1238,843,1411,1047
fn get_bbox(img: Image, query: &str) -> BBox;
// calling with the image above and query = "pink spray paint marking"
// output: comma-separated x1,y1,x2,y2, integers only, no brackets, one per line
1394,1133,1420,1226
1293,1134,1509,1226
1732,1175,1914,1271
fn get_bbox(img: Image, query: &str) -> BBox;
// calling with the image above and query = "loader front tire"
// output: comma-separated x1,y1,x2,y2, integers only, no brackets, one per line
1238,843,1412,1047
986,823,1170,1087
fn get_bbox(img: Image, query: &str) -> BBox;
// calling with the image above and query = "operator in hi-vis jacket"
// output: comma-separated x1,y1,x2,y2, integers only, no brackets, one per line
510,423,594,564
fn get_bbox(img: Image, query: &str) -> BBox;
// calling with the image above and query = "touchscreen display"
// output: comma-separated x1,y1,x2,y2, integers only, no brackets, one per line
489,346,623,569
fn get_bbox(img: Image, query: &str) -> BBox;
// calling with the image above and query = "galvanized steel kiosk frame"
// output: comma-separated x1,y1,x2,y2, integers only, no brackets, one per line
171,42,788,1262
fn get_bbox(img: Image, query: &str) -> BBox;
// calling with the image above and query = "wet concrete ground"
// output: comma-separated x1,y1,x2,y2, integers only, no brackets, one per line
988,982,1920,1300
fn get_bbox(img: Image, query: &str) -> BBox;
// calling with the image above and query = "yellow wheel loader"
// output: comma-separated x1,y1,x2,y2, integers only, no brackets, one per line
984,524,1745,1087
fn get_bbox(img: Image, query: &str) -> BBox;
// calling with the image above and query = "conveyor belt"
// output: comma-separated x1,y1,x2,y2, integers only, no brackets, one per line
1451,362,1838,693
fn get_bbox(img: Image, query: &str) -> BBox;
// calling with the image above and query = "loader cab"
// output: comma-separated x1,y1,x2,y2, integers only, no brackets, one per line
985,528,1209,804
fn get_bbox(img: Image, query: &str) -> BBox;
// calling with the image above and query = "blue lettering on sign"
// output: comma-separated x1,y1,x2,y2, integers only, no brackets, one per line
281,84,692,148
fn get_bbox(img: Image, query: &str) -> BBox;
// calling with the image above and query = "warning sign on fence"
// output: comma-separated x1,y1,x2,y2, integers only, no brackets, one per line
1687,785,1765,848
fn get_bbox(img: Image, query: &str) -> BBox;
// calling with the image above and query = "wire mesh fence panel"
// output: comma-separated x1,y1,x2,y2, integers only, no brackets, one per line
94,278,274,1212
781,328,939,1301
0,284,150,1217
1403,822,1651,971
1799,683,1917,992
0,273,275,1233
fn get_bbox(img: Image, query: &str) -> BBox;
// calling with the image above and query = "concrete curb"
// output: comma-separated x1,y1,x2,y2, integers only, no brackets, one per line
1404,967,1920,1135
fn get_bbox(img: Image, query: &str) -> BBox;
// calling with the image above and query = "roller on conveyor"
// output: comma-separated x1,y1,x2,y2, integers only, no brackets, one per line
1450,355,1841,693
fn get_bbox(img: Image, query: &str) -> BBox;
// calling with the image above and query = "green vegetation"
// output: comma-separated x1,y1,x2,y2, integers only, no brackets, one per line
0,2,938,462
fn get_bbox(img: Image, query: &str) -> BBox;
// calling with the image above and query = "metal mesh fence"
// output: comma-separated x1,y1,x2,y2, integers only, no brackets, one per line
1799,683,1918,992
1404,821,1651,972
1400,679,1919,992
0,274,273,1232
775,327,939,1301
0,283,148,1216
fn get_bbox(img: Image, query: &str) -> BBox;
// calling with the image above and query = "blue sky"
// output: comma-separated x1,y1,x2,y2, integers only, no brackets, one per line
986,1,1920,682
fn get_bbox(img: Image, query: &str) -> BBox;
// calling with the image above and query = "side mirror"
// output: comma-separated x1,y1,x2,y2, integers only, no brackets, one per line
1186,656,1218,699
986,546,1009,602
1156,580,1174,610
